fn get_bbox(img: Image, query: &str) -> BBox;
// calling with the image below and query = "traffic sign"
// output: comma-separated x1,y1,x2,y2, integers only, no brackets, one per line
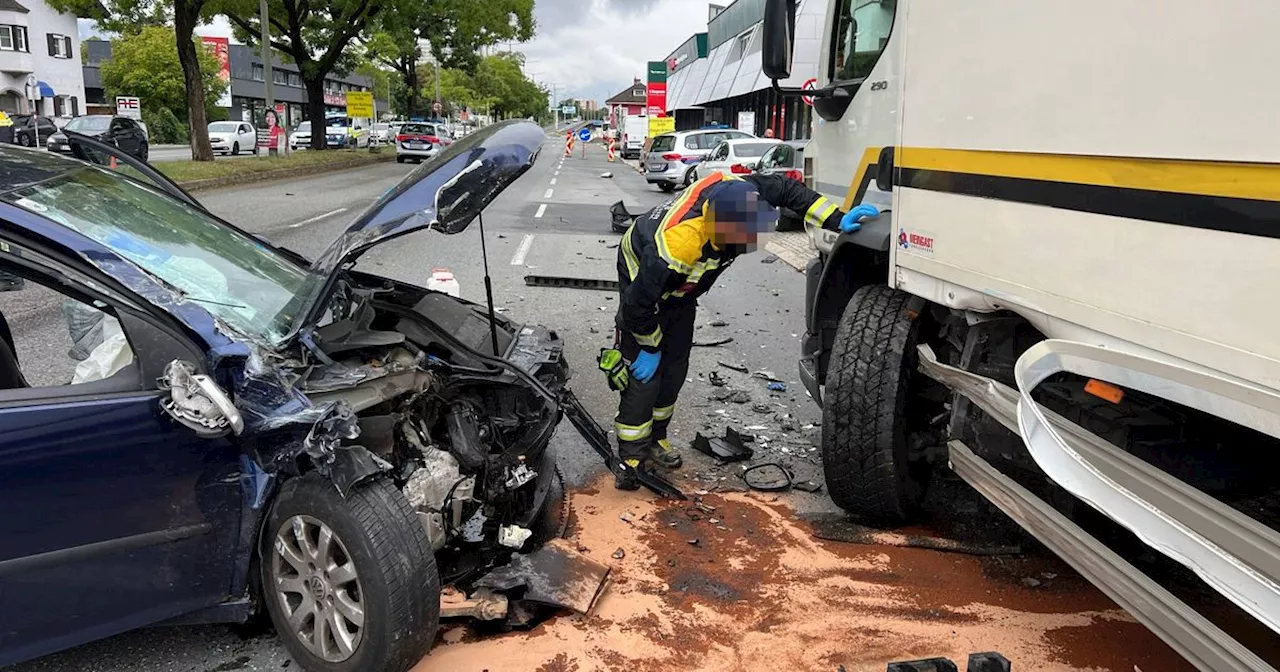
116,96,141,119
801,78,818,106
432,101,443,114
346,91,374,118
577,127,592,142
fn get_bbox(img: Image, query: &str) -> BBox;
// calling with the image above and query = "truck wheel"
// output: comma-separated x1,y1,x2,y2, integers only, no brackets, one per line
261,475,439,672
822,285,935,523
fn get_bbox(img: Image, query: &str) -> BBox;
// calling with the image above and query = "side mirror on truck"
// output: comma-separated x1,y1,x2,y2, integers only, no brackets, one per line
762,0,797,80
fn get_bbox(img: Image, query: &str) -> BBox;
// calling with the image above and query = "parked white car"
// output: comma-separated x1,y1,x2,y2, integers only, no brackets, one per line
207,121,257,156
395,122,453,163
694,138,783,181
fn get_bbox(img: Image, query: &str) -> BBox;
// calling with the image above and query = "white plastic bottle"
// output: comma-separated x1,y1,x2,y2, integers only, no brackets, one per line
426,268,461,297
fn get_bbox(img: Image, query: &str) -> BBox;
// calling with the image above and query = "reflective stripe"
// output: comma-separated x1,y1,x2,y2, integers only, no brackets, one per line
805,196,839,228
615,419,653,442
634,326,663,348
652,404,675,421
621,227,640,280
655,232,696,274
656,175,722,274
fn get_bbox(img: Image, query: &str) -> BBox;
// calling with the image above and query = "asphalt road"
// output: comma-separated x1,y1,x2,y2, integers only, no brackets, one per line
147,144,261,163
5,133,834,671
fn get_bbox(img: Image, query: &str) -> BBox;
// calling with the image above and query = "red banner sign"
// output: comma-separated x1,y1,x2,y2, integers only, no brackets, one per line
200,37,231,108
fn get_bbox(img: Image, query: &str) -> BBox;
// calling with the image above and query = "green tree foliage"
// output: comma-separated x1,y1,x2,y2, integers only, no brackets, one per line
222,0,391,149
48,0,226,160
365,0,534,119
99,25,228,143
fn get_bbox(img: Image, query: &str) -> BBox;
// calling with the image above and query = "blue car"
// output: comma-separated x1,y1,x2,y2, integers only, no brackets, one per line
0,122,585,671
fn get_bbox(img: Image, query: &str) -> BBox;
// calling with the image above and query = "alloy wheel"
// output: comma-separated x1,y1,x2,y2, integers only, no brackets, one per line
270,514,365,662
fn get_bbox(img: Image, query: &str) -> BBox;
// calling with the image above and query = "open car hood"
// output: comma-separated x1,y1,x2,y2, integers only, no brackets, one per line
310,119,543,274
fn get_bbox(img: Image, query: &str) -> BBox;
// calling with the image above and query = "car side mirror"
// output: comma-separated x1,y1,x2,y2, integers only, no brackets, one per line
157,360,244,437
762,0,797,80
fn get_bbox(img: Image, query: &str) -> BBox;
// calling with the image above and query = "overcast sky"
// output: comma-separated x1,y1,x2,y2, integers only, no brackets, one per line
80,0,713,104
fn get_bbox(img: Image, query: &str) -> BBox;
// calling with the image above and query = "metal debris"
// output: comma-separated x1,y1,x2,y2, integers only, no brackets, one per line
600,172,613,178
718,361,749,373
612,548,626,559
691,429,755,462
525,275,620,292
693,337,734,347
709,370,728,387
710,320,729,327
688,538,700,546
753,370,783,382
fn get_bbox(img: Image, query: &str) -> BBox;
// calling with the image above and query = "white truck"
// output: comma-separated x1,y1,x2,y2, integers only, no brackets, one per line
621,115,648,160
761,1,1280,669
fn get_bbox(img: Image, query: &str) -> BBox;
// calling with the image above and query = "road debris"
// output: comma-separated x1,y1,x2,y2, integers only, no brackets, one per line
751,402,771,413
708,370,728,387
688,538,700,546
1021,577,1043,588
612,548,626,560
710,319,729,327
690,428,754,462
767,381,787,392
718,361,749,373
693,337,734,347
806,515,1023,556
620,511,636,524
525,275,619,292
600,172,614,178
753,370,783,382
740,462,794,492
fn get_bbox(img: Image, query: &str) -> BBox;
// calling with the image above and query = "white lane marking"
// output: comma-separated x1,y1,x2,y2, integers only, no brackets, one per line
535,203,548,218
511,234,535,265
550,178,557,185
555,170,560,175
289,207,347,228
544,188,554,199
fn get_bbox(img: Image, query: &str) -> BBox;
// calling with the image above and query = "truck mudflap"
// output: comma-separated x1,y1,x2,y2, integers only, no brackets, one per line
918,341,1280,656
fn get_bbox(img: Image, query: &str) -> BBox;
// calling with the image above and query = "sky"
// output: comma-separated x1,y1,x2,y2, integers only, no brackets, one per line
80,0,715,105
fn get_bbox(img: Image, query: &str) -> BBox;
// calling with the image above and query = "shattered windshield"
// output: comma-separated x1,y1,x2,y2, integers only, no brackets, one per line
1,166,310,345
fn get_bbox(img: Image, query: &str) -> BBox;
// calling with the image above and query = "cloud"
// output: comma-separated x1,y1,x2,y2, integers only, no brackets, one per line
519,0,709,103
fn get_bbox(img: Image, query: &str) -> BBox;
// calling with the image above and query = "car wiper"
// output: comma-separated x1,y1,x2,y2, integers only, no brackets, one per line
183,296,249,309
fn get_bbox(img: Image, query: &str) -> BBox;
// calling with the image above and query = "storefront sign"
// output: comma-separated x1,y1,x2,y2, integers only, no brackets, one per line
646,61,667,117
115,96,141,119
647,116,675,137
324,92,346,107
201,37,232,108
346,90,373,118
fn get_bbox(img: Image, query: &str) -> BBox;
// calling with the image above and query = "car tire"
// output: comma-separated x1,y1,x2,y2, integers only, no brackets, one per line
137,143,149,162
529,466,570,547
232,142,239,156
396,156,404,163
821,285,934,523
18,133,32,147
684,167,697,187
657,182,675,193
260,475,439,672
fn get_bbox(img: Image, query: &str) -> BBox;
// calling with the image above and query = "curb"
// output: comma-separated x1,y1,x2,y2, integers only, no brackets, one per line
176,152,398,192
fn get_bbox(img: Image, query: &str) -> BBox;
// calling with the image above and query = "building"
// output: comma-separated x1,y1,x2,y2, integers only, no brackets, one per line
82,39,386,130
0,0,86,120
604,78,646,121
653,0,838,140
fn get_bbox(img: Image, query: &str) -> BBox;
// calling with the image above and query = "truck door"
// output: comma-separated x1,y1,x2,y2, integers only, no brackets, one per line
808,0,902,215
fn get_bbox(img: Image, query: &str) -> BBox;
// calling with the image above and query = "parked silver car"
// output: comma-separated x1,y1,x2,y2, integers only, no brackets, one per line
643,128,754,192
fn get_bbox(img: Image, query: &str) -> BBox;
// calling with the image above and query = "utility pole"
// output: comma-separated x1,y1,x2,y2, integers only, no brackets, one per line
259,0,281,155
434,58,442,121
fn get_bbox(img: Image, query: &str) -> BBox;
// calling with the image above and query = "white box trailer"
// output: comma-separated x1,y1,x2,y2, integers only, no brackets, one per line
762,0,1280,668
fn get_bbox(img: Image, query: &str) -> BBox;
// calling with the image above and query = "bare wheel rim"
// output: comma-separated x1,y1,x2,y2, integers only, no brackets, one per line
271,514,365,662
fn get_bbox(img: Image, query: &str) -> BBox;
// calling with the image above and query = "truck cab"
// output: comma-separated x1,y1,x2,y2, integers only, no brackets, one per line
763,0,1280,666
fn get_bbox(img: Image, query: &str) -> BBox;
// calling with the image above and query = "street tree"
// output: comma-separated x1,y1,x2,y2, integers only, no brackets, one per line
100,26,227,143
50,0,225,160
365,0,534,119
224,0,405,149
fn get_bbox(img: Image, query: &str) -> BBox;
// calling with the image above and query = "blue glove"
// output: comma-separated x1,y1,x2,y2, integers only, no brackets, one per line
840,204,880,233
630,350,661,383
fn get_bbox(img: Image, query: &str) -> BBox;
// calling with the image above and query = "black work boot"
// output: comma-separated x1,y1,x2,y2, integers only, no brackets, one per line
614,458,644,491
650,438,683,469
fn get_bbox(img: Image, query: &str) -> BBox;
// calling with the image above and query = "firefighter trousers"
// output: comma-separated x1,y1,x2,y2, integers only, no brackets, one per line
614,300,696,461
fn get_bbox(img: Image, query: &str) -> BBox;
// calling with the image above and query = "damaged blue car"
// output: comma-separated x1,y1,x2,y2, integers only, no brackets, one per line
0,121,605,671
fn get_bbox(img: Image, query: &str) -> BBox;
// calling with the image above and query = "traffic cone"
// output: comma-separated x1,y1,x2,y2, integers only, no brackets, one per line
608,137,616,162
564,131,573,157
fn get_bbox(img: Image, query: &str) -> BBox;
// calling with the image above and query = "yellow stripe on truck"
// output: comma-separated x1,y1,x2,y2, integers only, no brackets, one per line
840,147,883,210
897,148,1280,202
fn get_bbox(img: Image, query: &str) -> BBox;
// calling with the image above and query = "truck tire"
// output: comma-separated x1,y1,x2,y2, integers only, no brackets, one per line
261,475,439,672
822,284,933,523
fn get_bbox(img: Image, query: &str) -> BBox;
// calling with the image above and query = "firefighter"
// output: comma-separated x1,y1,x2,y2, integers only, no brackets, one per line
611,172,879,490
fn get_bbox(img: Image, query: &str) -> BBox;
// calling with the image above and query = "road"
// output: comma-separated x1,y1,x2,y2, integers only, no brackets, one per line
147,144,261,163
4,135,1220,671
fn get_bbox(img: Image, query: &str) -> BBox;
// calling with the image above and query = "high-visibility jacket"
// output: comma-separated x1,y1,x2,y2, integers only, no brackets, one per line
616,172,844,352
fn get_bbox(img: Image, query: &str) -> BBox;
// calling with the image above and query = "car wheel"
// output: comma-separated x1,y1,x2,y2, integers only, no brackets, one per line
396,156,404,163
18,133,32,147
232,142,239,156
138,143,149,162
261,476,439,672
684,167,697,187
821,285,936,523
657,182,675,193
